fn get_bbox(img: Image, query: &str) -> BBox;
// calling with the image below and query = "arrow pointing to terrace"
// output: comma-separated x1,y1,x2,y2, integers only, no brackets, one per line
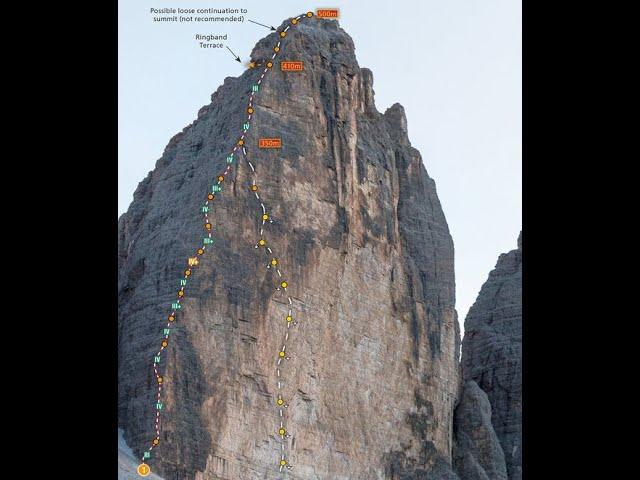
226,46,241,62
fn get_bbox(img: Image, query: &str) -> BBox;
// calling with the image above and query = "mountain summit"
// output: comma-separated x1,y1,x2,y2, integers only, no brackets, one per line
119,17,460,479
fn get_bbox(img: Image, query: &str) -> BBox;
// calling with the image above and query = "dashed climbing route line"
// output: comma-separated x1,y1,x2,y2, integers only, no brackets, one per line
136,11,316,478
243,138,298,473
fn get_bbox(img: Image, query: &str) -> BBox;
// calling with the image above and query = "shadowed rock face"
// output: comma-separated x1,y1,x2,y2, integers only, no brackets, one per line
453,381,507,480
118,18,459,479
455,233,522,480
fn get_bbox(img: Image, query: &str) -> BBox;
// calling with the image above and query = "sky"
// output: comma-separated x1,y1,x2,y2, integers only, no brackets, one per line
118,0,522,334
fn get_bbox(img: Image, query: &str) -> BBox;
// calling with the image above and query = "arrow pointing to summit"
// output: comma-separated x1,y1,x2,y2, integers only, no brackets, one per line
248,19,276,31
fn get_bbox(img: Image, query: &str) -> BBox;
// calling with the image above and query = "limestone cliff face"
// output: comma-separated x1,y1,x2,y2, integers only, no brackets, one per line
118,18,459,479
454,233,522,480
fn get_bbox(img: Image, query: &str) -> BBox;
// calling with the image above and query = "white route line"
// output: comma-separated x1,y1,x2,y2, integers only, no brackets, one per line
139,11,316,477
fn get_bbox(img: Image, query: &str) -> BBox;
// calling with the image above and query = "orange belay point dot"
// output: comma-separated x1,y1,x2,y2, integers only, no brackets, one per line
250,184,258,192
218,175,225,182
205,223,212,230
168,315,175,322
152,438,159,446
178,290,184,297
238,139,244,146
157,376,163,384
161,340,168,348
207,193,214,200
197,248,204,255
185,269,191,276
267,62,273,68
280,31,287,38
307,11,313,17
248,107,254,114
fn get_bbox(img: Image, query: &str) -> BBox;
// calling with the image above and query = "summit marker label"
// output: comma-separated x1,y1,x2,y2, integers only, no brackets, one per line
316,8,339,18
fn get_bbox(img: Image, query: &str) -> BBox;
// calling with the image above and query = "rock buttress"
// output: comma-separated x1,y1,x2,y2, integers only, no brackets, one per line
454,233,522,480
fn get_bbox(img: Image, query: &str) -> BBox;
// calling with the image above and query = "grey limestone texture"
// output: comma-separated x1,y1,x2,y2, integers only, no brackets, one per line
118,16,520,480
454,233,522,480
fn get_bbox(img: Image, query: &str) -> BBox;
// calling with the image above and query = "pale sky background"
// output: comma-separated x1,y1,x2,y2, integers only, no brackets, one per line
118,0,522,335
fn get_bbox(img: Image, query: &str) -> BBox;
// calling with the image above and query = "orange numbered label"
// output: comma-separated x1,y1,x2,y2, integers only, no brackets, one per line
316,8,339,18
137,463,151,477
259,138,282,149
281,61,304,72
